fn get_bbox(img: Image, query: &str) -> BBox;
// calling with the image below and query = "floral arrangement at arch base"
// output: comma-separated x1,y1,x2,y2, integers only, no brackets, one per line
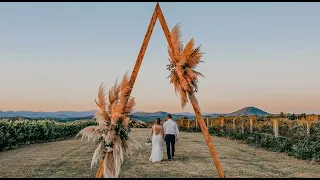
76,73,141,178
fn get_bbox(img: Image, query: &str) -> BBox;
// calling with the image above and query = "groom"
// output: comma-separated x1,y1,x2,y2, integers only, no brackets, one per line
163,114,180,161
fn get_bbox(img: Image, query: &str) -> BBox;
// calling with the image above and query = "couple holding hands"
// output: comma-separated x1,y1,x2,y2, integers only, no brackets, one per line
148,114,179,162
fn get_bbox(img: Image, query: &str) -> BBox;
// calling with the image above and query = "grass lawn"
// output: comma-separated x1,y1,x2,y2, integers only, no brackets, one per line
0,128,319,178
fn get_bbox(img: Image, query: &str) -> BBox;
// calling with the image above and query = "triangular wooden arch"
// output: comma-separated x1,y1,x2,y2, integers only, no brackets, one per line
96,2,226,178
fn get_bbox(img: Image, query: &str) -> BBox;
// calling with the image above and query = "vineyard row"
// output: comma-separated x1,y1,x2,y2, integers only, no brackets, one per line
0,119,96,151
175,117,320,161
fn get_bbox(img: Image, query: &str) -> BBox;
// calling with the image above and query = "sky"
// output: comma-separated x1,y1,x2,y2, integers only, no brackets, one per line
0,2,320,114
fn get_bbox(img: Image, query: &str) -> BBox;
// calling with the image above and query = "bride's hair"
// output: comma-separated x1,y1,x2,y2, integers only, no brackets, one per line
156,118,161,125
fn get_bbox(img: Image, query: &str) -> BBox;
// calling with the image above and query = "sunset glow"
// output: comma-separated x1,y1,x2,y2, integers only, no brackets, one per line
1,2,320,114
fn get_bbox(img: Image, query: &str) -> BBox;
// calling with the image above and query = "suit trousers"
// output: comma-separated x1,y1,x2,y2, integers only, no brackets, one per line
165,134,175,160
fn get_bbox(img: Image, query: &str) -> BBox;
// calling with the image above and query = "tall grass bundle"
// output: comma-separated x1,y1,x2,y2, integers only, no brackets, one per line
76,73,141,178
166,23,204,108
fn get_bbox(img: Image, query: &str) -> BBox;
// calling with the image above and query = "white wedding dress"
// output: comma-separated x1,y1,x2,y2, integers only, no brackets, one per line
149,125,163,162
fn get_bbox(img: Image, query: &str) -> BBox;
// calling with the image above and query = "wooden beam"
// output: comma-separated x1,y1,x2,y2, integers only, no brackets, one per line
157,3,225,177
128,3,159,89
95,4,159,178
95,157,104,178
189,93,226,178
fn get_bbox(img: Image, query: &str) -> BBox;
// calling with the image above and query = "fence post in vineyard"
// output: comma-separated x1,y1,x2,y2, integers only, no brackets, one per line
207,117,209,127
273,119,279,138
288,119,292,130
221,117,224,127
241,120,244,134
233,117,236,132
306,121,310,136
188,120,190,130
250,117,253,133
195,118,198,130
221,117,225,132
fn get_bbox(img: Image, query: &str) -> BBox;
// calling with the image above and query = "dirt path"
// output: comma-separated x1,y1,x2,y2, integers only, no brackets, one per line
0,128,319,178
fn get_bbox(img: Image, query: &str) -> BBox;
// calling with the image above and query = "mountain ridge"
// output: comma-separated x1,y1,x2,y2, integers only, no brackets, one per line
0,106,269,121
0,110,97,118
226,106,268,117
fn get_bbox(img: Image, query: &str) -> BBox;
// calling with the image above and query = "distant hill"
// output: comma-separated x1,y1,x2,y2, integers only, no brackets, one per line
225,106,269,117
0,110,96,119
0,106,269,122
131,107,269,122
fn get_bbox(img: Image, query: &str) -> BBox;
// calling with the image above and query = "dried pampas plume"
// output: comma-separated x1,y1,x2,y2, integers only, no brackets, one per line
77,72,140,178
166,23,204,109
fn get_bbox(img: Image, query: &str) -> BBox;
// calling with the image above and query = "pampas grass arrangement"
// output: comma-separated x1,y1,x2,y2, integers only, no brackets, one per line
166,23,204,109
166,23,226,178
76,73,141,178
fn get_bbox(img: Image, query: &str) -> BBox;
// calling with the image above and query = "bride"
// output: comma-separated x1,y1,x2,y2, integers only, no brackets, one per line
148,118,164,162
